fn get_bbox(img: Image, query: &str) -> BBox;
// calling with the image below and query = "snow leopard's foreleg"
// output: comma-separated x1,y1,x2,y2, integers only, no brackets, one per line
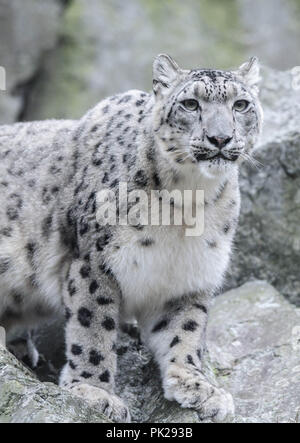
139,292,234,422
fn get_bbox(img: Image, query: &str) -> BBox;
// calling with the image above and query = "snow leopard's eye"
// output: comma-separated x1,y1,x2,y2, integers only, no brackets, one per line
233,100,250,112
181,99,199,112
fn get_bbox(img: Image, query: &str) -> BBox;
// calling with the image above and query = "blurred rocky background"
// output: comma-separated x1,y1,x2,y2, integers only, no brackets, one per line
1,0,300,123
0,0,300,423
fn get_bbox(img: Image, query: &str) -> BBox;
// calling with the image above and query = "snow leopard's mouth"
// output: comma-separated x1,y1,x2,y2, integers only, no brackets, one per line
210,152,239,162
194,151,239,162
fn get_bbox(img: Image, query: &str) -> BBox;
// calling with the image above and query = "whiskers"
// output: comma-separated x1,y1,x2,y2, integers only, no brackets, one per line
240,151,263,170
165,145,193,164
190,145,212,162
175,152,194,164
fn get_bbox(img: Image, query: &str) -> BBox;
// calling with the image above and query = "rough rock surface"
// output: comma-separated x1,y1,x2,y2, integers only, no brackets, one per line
2,281,300,423
227,68,300,306
0,0,63,124
208,281,300,423
0,327,109,423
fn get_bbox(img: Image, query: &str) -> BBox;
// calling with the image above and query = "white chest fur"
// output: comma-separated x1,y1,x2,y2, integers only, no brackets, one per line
110,224,232,319
109,166,240,320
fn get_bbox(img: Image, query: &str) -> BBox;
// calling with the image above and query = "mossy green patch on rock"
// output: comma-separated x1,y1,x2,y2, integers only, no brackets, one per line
23,0,300,122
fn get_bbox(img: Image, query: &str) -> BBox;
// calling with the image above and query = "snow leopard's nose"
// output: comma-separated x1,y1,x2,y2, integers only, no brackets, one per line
206,135,233,149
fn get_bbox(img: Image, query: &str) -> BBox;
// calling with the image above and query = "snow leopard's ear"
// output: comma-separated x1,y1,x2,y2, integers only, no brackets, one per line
235,57,261,92
153,54,180,96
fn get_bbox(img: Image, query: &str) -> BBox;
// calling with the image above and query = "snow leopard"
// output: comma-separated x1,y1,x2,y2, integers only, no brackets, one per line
0,54,263,422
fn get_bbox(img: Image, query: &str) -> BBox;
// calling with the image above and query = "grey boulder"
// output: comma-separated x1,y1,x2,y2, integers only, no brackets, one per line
0,326,110,423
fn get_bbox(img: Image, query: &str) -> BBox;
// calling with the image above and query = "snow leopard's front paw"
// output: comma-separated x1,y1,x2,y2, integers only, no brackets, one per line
163,365,234,422
68,383,131,423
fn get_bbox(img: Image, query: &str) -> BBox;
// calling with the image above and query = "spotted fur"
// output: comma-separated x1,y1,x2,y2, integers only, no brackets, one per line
0,55,263,422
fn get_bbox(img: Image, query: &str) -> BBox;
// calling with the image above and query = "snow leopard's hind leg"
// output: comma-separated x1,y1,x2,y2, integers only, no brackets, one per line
140,292,235,422
60,259,130,423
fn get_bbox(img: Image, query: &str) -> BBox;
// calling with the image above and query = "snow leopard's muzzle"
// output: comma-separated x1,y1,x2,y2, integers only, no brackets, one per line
191,134,245,163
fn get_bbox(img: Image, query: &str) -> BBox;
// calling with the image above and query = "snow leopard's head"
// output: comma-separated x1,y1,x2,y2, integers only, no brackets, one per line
152,54,263,174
